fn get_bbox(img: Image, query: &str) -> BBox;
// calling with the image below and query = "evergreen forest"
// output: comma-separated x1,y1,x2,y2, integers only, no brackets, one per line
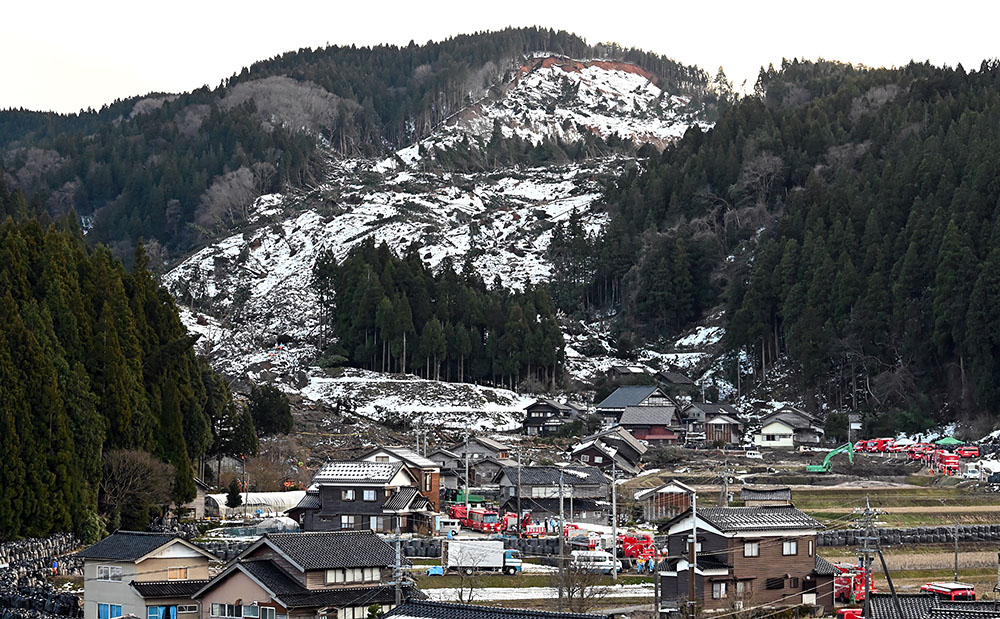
551,59,1000,427
312,241,565,390
0,179,242,541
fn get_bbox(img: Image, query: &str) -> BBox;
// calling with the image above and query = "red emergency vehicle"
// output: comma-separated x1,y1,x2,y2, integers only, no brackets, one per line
956,445,980,458
833,562,875,603
463,507,501,533
920,582,976,601
619,533,656,560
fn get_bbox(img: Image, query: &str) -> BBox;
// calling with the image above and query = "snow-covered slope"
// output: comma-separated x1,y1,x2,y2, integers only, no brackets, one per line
383,56,709,169
164,55,714,425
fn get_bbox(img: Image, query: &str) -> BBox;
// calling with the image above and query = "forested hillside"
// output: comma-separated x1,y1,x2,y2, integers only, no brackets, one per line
0,28,709,255
553,59,1000,427
0,179,237,541
312,241,564,390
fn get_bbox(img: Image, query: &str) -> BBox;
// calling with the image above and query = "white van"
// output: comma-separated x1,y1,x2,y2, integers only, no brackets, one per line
570,550,623,574
438,517,461,537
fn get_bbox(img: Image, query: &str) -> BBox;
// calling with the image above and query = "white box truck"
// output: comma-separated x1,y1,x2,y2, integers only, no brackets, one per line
442,540,522,575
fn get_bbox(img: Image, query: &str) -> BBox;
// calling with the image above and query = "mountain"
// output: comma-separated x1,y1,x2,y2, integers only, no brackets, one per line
162,51,716,420
0,28,715,255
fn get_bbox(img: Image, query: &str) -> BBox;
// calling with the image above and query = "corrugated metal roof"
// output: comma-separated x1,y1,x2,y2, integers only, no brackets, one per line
619,406,676,426
595,385,659,410
740,486,792,502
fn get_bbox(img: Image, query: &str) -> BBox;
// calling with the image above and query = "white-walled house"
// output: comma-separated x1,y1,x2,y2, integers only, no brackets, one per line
77,531,216,619
754,408,824,448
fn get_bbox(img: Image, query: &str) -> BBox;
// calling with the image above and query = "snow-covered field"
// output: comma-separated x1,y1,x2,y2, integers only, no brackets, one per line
422,583,654,602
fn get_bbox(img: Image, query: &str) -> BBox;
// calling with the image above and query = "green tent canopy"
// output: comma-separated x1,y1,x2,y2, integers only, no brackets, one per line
935,436,964,446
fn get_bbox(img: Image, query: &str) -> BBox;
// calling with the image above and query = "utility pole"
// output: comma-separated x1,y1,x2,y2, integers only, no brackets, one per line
559,469,565,610
954,524,959,582
517,448,523,540
242,454,247,520
464,427,470,511
394,515,402,605
611,459,618,581
854,496,902,619
688,491,697,619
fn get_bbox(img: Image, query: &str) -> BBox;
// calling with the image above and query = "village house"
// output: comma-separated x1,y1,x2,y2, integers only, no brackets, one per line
655,370,697,392
287,462,432,534
705,412,744,445
618,406,684,445
605,365,652,381
633,480,694,522
740,486,792,507
426,449,463,491
495,465,609,525
568,426,647,477
358,446,442,511
448,436,512,461
521,399,583,436
76,531,215,619
594,385,679,427
679,403,740,442
658,505,833,615
193,531,420,619
754,407,825,448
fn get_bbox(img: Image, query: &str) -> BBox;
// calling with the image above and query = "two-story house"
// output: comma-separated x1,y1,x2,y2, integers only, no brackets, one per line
287,462,432,534
754,407,825,448
617,406,684,445
358,446,441,512
594,385,678,428
426,448,463,492
658,505,832,615
495,465,609,525
77,531,216,619
193,531,420,619
522,399,583,436
633,480,694,522
681,403,742,444
569,426,647,477
447,436,512,461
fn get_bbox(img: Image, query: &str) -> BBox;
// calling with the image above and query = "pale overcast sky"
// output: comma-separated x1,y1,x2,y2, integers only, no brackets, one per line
4,0,998,114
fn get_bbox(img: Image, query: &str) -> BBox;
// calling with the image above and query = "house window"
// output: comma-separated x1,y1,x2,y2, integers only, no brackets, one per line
743,542,760,557
342,489,356,501
375,456,389,463
177,607,197,615
765,577,784,590
808,540,813,556
765,434,777,442
326,568,379,584
341,515,355,529
243,606,259,618
147,608,177,619
782,540,798,556
736,581,750,596
424,475,432,492
210,605,242,618
712,582,727,599
594,456,603,464
363,489,376,501
371,516,383,530
167,567,188,580
790,577,800,588
97,565,122,582
581,455,589,462
98,604,123,619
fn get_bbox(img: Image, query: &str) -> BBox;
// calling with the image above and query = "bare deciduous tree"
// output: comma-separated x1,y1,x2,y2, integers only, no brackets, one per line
99,449,175,529
551,563,612,613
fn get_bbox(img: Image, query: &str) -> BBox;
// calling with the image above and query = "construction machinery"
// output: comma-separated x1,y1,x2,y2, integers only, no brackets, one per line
806,442,854,473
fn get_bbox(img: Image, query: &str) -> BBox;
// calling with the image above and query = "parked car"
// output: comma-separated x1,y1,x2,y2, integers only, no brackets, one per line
956,446,980,458
570,550,623,574
744,450,763,460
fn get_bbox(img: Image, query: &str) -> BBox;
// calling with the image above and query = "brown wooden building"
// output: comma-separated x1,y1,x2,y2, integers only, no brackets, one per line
634,480,693,522
658,505,833,615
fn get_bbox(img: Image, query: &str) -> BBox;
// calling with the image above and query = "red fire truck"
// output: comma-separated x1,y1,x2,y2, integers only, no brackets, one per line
833,562,875,603
920,582,976,601
619,533,656,560
501,512,545,537
463,507,501,533
931,449,961,475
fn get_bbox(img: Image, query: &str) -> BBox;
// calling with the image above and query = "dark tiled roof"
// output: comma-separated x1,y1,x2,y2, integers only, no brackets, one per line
384,487,419,511
619,406,676,427
130,580,211,598
264,531,396,570
498,466,606,487
290,492,320,512
411,495,430,511
595,385,659,410
740,486,792,502
761,408,822,430
813,555,837,576
240,560,303,595
866,593,936,619
76,531,182,561
929,609,1000,619
658,371,695,385
312,461,404,484
697,505,822,532
280,583,421,609
501,497,607,514
686,403,739,417
938,602,1000,612
387,600,610,619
